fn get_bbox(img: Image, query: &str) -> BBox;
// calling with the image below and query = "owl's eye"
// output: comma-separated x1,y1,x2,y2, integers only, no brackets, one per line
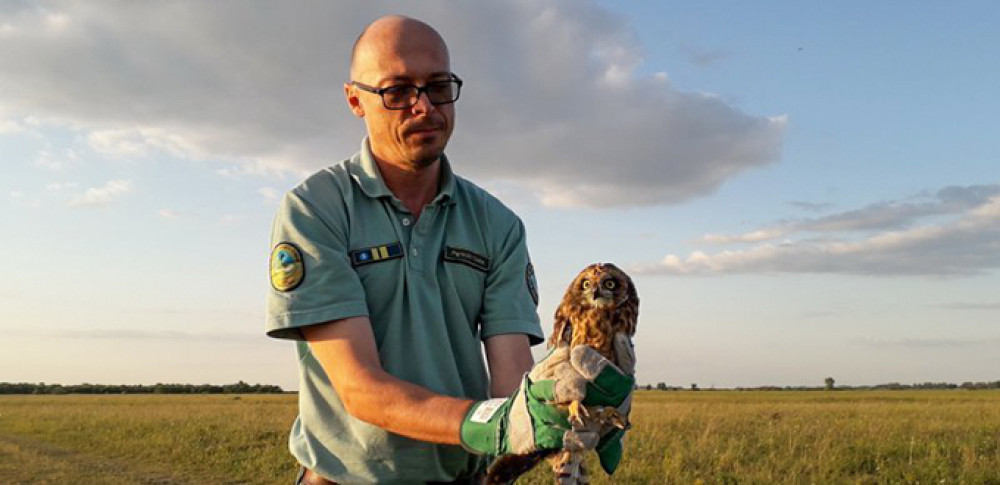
603,279,617,290
581,280,592,290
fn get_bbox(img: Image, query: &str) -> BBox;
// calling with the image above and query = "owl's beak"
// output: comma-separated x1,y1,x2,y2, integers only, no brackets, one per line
592,291,613,307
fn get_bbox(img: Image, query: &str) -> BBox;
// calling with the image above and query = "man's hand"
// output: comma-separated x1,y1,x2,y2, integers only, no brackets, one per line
528,338,635,408
459,375,570,455
527,335,636,473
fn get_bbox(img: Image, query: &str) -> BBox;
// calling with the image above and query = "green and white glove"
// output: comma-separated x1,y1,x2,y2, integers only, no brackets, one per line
528,334,637,474
460,374,571,455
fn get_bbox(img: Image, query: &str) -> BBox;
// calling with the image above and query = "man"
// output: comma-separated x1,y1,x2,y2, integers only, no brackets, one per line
266,16,631,484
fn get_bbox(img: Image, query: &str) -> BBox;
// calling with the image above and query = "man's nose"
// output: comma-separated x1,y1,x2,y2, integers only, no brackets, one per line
410,91,435,114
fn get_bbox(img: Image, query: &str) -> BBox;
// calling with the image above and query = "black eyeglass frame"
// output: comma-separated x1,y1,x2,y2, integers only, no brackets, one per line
351,75,464,110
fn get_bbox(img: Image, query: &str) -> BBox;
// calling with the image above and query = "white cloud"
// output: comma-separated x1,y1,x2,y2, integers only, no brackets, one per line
45,181,78,192
86,129,152,159
698,228,785,244
636,189,1000,277
43,11,69,31
701,185,1000,245
788,201,835,213
0,118,24,134
0,1,784,209
68,179,132,207
680,44,731,67
854,336,1000,349
44,327,265,344
939,302,1000,311
220,213,250,224
8,189,40,208
257,187,281,205
33,149,71,170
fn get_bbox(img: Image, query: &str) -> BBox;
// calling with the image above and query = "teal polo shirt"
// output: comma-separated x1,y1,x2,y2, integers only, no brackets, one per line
266,138,544,483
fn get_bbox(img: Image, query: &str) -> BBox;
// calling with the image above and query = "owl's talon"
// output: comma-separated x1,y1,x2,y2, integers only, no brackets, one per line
599,407,629,429
568,400,588,428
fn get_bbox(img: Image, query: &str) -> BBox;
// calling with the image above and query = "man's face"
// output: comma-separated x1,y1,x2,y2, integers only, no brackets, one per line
346,27,455,170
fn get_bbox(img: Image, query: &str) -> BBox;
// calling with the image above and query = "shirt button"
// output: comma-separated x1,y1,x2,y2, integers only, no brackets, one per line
411,248,419,257
402,217,411,226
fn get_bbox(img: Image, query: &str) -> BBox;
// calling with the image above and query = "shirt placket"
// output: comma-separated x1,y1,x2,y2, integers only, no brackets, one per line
407,204,440,274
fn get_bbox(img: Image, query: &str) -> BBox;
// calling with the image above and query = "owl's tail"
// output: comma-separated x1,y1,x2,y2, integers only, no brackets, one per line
485,449,555,484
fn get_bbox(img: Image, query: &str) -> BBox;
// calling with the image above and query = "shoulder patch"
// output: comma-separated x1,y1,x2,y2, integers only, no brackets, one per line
443,246,490,273
350,242,404,267
525,262,539,305
270,242,305,292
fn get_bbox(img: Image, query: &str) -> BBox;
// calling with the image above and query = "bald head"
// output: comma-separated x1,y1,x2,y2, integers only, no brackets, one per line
343,16,457,173
350,15,450,81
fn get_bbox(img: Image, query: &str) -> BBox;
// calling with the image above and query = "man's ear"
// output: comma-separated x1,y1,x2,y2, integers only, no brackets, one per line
344,83,365,118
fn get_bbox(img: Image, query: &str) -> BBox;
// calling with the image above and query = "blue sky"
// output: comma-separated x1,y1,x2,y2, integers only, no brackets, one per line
2,1,998,390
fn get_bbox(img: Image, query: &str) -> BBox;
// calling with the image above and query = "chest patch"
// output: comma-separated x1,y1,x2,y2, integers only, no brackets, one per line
350,242,404,267
443,246,490,273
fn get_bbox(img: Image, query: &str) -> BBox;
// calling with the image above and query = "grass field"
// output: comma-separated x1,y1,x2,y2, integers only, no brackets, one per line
1,390,999,484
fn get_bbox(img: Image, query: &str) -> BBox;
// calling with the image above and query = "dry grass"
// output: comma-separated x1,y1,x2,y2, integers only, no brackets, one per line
521,390,1000,484
1,391,999,483
0,394,298,483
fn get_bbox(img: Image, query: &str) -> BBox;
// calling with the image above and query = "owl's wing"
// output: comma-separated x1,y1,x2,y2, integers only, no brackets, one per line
618,271,639,337
549,302,573,349
615,296,638,338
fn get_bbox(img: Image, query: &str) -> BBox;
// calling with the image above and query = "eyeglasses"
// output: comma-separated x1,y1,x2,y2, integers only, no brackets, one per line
351,75,463,110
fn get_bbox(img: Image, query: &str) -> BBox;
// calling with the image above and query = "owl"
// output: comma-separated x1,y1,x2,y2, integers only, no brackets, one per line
486,263,638,484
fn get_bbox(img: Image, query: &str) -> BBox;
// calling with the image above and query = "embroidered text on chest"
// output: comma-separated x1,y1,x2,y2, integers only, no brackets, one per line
442,246,490,272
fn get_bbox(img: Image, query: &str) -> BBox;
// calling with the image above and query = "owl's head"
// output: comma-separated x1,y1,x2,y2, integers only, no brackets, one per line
567,262,635,310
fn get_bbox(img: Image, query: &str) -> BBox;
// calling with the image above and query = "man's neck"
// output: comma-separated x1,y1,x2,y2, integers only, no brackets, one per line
373,156,441,219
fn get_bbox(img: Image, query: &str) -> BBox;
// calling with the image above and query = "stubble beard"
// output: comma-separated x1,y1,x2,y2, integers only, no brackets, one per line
411,148,443,169
404,130,449,170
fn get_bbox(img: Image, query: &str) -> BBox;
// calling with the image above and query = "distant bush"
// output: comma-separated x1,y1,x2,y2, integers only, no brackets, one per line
636,380,1000,392
0,381,284,394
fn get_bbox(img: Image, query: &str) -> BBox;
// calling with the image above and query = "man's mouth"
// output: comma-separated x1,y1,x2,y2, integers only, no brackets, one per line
405,122,443,136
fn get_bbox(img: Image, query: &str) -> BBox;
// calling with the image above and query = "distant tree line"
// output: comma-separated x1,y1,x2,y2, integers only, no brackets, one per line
636,380,1000,391
0,381,284,395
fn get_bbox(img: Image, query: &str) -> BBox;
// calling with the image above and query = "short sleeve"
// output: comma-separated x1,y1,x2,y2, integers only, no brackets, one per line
479,217,544,345
266,189,369,340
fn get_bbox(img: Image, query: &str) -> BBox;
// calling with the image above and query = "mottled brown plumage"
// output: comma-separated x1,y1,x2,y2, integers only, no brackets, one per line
550,262,638,359
486,263,638,484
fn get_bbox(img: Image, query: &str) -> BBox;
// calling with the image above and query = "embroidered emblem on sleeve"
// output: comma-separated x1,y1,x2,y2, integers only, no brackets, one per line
270,242,305,292
525,262,539,305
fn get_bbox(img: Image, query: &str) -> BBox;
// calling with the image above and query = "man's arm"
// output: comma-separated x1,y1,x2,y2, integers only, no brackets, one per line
484,334,533,397
302,317,473,445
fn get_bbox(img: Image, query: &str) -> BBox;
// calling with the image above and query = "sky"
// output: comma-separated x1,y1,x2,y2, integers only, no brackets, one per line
2,1,998,390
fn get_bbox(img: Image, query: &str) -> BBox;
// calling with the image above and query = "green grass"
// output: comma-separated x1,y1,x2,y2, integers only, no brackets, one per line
2,391,999,483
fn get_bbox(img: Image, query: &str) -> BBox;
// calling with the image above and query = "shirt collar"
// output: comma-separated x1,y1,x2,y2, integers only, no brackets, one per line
351,137,456,206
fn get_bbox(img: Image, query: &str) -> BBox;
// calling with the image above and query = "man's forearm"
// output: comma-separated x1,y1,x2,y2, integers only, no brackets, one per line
485,334,534,397
336,364,474,444
303,318,474,445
